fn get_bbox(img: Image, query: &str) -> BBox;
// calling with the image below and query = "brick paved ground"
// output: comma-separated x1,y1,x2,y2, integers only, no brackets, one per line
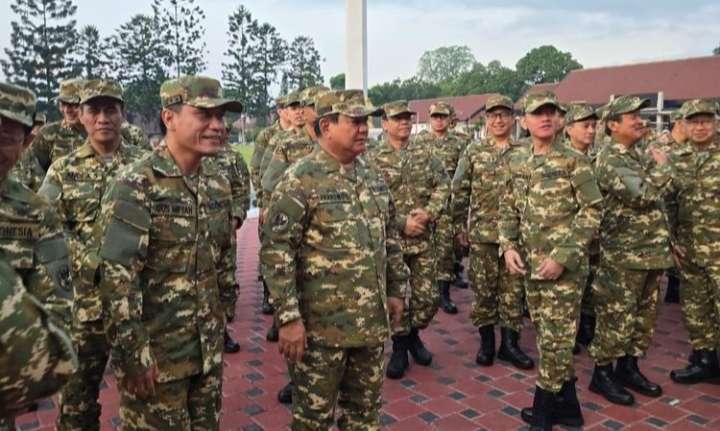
14,218,720,430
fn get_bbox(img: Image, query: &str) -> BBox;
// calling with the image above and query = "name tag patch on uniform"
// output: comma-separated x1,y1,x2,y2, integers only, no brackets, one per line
318,191,351,204
541,169,569,180
151,202,195,217
0,223,38,239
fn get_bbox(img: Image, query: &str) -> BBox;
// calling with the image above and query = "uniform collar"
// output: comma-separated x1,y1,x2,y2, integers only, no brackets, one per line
314,145,364,181
76,138,134,161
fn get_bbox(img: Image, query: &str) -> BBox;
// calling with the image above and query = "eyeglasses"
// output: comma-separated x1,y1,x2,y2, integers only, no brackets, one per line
486,112,512,120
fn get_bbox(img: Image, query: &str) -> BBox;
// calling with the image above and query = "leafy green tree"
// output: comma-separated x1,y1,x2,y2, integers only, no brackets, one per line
73,25,110,79
1,0,78,112
251,22,286,124
283,36,324,90
222,5,257,115
330,73,345,90
108,14,169,122
368,77,441,106
417,45,476,83
446,60,524,100
515,45,582,85
714,43,720,55
152,0,207,77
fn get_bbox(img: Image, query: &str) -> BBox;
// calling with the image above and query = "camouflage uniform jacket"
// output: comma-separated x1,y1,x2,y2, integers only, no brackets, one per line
452,137,520,244
97,144,236,382
30,120,87,172
669,137,720,267
413,129,469,179
261,146,409,347
0,259,76,418
253,123,287,207
9,149,44,192
594,139,673,270
261,126,317,197
213,145,251,223
365,139,450,255
38,140,145,323
498,139,602,275
120,122,150,148
563,138,601,257
0,176,72,332
250,121,281,191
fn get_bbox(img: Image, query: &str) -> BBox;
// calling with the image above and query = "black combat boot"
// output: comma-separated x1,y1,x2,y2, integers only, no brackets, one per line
664,271,680,303
408,328,433,366
615,355,662,397
589,363,634,405
277,382,293,404
475,325,495,366
438,281,458,314
453,262,468,289
386,335,410,379
266,323,279,342
224,329,240,353
520,386,555,430
497,327,534,369
575,313,596,347
671,350,720,384
521,380,584,427
261,281,274,315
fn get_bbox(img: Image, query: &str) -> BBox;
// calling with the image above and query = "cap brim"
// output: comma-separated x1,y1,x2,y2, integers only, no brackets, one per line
54,96,80,104
683,110,716,119
526,101,560,114
568,113,598,124
80,95,124,105
0,110,34,127
188,98,244,113
386,110,416,117
485,104,513,112
430,110,451,116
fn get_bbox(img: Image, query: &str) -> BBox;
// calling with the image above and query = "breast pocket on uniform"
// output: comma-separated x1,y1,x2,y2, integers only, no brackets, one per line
147,200,195,273
64,184,102,224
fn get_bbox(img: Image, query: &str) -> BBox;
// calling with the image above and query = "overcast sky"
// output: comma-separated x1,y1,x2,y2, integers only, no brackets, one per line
2,0,719,88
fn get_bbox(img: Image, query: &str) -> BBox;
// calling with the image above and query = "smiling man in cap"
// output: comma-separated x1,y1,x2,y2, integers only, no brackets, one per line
30,78,88,172
96,75,242,429
590,95,673,406
500,91,602,430
668,99,720,385
261,91,408,429
37,78,146,431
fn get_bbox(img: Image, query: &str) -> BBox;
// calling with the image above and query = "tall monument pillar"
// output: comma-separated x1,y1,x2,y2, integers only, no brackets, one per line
346,0,368,95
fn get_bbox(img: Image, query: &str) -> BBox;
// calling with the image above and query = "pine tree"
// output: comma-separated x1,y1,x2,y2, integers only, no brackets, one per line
152,0,207,77
222,5,258,114
108,14,169,122
284,36,324,91
250,22,286,124
1,0,78,110
73,25,110,79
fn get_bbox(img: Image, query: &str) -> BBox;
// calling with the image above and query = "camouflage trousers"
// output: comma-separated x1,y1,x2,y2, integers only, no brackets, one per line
468,243,524,331
395,250,439,335
434,212,461,282
118,366,222,431
57,319,110,431
580,254,599,317
588,262,662,366
289,341,384,431
526,270,583,393
678,260,720,350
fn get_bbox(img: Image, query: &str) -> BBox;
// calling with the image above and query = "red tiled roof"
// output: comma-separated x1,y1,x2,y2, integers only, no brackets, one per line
554,56,720,105
409,93,497,123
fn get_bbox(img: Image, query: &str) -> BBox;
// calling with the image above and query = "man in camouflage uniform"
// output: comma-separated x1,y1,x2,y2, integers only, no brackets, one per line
9,113,46,191
216,119,251,354
414,101,467,314
500,92,602,430
366,100,450,380
261,91,408,430
452,95,534,370
589,96,672,406
668,99,720,384
563,102,600,353
0,82,75,428
30,78,87,172
38,79,145,431
97,76,241,430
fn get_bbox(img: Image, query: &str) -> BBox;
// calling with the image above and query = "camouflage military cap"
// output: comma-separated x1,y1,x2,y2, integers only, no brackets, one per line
523,91,561,114
160,75,243,112
429,101,452,116
558,103,569,114
680,98,718,119
604,95,650,118
34,112,46,125
301,86,330,106
54,78,84,104
382,100,416,118
669,110,683,122
274,95,288,109
79,79,124,104
315,91,380,118
0,82,36,127
565,102,597,124
339,89,365,104
485,94,513,112
285,91,302,106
